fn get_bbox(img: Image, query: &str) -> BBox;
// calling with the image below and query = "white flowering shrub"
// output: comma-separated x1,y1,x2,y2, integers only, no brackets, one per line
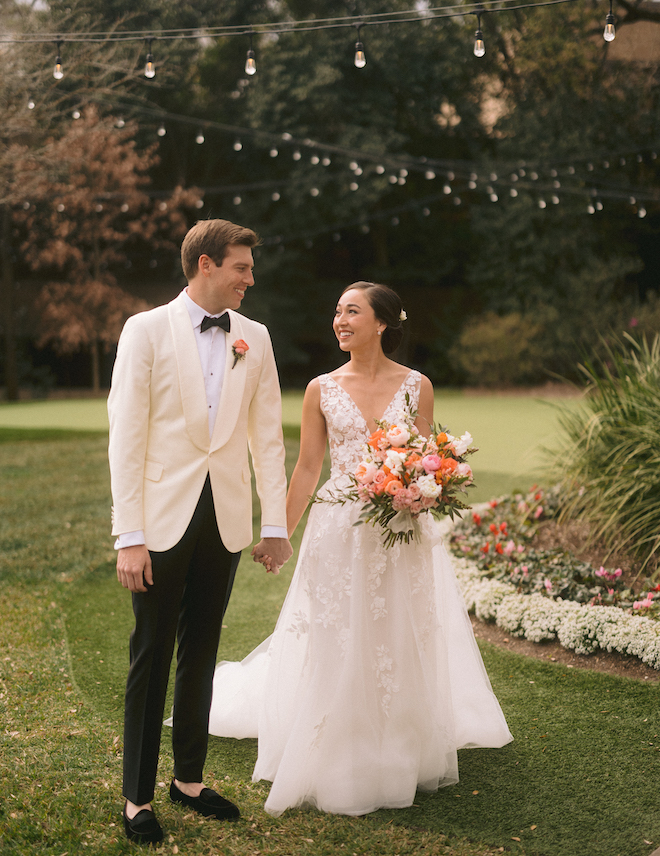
451,522,660,669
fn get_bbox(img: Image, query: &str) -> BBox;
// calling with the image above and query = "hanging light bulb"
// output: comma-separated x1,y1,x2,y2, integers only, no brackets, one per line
245,32,257,75
144,39,156,79
354,25,366,68
157,124,166,137
53,42,63,80
27,96,35,110
604,1,616,41
473,14,485,58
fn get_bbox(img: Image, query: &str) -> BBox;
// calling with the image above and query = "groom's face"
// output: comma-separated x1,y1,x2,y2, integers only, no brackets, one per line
207,244,255,312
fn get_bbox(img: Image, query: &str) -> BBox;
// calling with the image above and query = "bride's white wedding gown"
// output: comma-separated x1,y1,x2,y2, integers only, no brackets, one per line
207,370,513,817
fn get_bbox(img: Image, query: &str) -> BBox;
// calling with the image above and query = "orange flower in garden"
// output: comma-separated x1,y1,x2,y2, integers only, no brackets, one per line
368,428,386,450
495,542,504,554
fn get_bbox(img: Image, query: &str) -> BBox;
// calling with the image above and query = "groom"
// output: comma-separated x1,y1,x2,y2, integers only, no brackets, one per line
107,218,292,844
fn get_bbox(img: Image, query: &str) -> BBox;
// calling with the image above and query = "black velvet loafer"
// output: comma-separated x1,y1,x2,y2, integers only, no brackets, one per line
122,804,164,845
170,779,240,820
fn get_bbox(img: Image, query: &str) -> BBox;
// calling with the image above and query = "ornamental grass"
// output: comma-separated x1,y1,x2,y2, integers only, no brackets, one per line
551,333,660,580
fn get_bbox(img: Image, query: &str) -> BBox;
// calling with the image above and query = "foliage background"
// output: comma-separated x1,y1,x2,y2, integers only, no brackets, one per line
0,0,659,394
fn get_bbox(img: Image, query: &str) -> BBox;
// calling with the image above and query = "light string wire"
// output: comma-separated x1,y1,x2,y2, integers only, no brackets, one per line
96,97,660,183
0,0,582,44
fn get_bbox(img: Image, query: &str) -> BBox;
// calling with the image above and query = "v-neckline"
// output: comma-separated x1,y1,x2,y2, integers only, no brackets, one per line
327,371,414,433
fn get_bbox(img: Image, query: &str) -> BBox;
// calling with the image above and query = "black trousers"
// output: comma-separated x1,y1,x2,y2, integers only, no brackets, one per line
122,475,240,805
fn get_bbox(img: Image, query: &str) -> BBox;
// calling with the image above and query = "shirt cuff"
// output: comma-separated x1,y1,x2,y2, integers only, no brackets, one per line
114,530,146,550
260,525,288,540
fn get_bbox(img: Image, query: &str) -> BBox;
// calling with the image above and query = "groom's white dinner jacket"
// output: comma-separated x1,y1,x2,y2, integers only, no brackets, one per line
108,290,287,554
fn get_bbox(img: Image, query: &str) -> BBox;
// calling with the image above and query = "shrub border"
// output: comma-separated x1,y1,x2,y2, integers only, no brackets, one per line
441,513,660,670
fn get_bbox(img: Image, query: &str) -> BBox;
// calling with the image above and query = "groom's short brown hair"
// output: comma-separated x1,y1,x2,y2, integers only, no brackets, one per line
181,219,260,281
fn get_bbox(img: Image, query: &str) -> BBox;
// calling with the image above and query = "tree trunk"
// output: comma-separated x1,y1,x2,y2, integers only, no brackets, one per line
91,338,100,394
0,204,19,401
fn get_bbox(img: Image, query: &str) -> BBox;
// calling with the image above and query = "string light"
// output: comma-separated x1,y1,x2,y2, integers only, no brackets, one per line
53,41,63,79
144,38,156,78
604,0,616,41
473,12,485,58
27,96,35,109
354,24,366,68
157,124,166,136
245,32,256,75
196,131,205,144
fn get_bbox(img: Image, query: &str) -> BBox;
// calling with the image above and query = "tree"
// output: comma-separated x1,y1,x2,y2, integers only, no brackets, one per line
16,105,201,391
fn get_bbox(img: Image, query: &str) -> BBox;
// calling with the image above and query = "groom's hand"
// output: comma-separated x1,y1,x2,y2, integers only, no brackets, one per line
117,545,153,592
251,538,293,574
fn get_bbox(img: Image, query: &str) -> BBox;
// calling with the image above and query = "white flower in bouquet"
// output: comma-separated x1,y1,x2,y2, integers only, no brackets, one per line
451,432,473,457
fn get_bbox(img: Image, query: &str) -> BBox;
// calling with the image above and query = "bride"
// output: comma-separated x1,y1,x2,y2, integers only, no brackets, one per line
207,280,513,817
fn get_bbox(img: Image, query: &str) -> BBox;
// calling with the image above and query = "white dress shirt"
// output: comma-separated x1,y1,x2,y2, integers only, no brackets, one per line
115,288,287,548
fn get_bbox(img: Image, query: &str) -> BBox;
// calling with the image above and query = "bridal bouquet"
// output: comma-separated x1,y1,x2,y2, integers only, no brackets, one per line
319,404,477,547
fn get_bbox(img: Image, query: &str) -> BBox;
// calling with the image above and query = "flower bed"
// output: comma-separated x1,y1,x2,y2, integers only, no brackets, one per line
446,487,660,669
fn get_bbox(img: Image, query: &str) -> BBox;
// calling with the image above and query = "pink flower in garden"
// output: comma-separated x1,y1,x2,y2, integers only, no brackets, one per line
629,317,639,328
522,566,529,577
504,540,516,556
544,579,553,592
517,545,525,553
534,506,544,519
517,501,528,513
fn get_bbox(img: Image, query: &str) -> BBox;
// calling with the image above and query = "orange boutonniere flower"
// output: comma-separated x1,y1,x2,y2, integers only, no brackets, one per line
231,339,249,369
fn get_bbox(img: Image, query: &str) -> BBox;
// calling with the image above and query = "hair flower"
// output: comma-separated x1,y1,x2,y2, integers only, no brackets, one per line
399,309,407,322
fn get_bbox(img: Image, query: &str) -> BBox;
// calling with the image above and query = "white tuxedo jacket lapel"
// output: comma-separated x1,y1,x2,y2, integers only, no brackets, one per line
210,310,247,453
168,292,210,453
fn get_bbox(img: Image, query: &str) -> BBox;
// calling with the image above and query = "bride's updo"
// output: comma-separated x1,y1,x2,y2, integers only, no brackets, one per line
342,281,404,355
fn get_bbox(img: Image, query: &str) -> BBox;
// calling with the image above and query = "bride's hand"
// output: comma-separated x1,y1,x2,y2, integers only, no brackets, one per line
251,541,281,574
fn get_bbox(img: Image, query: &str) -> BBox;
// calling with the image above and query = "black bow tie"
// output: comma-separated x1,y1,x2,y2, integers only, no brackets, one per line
200,313,231,333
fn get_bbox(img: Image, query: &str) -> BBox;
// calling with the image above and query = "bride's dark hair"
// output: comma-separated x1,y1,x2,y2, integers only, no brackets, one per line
341,281,404,355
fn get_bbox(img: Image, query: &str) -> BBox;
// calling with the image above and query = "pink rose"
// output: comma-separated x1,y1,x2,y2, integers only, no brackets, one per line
503,539,516,556
355,461,378,484
392,488,414,511
420,495,436,508
456,462,473,482
373,470,386,485
408,483,422,500
421,454,442,473
410,500,423,514
386,425,410,447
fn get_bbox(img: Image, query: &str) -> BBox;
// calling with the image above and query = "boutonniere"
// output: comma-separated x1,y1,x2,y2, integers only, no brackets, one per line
231,339,249,369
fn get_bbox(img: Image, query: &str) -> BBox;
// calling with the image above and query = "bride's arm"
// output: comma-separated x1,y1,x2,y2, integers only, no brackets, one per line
286,378,328,537
415,374,435,436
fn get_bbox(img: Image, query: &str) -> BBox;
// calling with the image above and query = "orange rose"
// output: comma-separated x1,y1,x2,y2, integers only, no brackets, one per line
385,478,404,496
368,428,386,450
437,432,449,445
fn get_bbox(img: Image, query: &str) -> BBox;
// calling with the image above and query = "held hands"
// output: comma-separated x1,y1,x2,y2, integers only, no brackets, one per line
251,538,293,575
117,544,153,592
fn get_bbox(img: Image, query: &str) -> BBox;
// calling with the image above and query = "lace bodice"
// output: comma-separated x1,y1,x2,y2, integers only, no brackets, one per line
319,370,421,481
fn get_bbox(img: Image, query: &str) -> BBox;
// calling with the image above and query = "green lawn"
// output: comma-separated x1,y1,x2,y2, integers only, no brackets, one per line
3,396,658,856
0,390,575,502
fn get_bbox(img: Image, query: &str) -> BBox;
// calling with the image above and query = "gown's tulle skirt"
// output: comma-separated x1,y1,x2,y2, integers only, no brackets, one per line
208,495,513,817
